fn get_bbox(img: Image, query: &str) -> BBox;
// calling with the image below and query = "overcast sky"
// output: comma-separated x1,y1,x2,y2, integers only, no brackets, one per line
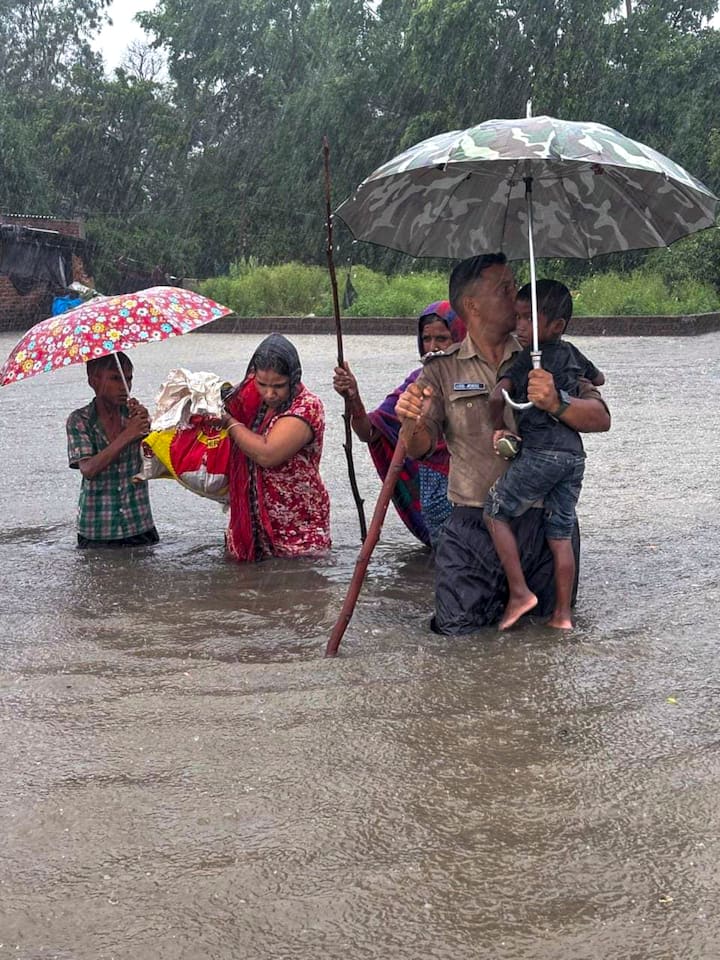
94,1,720,75
93,0,155,72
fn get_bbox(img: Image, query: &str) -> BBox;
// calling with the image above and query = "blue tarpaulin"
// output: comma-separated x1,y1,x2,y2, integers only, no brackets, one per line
51,296,83,316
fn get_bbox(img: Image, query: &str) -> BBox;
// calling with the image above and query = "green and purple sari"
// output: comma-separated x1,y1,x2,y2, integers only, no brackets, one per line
367,301,465,547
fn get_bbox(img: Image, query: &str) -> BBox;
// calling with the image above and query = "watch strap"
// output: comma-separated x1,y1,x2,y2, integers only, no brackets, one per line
550,392,571,419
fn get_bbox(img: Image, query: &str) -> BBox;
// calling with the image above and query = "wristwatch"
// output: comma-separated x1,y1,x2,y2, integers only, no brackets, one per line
550,389,571,419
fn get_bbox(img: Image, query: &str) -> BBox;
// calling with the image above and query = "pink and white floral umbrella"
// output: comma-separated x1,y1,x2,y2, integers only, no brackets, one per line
0,286,233,387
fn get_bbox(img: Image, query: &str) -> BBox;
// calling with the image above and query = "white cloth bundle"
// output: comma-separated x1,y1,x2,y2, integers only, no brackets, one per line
150,367,230,431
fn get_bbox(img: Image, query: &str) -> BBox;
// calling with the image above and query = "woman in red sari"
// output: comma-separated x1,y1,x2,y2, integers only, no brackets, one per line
221,334,331,561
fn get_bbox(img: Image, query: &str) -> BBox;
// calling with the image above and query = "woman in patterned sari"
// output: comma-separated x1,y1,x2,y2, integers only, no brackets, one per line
333,301,465,548
221,334,331,562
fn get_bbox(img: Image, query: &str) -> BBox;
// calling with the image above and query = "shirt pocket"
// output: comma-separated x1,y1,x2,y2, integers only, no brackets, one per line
448,386,489,410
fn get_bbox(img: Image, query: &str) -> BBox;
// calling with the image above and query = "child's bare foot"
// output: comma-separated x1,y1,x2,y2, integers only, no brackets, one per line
546,611,574,630
499,591,538,630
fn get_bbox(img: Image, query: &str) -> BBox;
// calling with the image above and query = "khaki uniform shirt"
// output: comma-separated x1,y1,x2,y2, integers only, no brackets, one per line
415,335,604,508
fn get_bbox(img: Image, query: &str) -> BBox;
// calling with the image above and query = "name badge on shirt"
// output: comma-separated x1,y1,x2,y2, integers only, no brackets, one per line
453,381,486,392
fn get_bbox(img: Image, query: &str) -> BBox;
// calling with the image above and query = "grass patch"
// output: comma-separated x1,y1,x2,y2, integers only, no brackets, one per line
199,261,719,317
573,270,718,316
200,261,330,316
343,266,449,317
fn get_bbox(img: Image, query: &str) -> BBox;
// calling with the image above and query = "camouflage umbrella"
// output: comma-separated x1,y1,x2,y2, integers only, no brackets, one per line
336,115,718,390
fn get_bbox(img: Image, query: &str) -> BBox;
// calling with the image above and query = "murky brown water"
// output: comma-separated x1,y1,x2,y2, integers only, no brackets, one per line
1,330,719,959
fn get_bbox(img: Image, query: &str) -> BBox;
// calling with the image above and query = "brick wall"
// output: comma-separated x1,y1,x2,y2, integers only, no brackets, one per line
567,313,720,336
0,278,54,331
0,214,93,332
193,312,720,337
0,214,85,238
71,253,93,288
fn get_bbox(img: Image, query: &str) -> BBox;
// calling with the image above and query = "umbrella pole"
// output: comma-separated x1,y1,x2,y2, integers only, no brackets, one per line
322,135,368,543
503,176,540,412
113,351,131,397
325,438,406,657
524,176,542,370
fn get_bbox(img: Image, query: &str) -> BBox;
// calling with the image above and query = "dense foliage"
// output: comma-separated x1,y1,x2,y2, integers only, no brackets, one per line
2,0,720,301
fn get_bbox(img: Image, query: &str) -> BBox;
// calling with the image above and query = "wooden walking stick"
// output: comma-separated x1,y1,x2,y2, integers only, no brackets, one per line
323,135,368,542
325,438,407,657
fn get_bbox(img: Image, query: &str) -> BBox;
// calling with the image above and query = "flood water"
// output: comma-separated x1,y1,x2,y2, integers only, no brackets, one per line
1,330,719,959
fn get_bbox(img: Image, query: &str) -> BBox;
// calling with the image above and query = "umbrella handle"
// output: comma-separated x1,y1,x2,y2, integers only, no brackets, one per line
502,350,542,410
502,388,532,411
113,351,131,398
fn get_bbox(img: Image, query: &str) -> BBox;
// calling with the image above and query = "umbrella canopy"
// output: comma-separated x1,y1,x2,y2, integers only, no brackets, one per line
0,286,232,387
336,116,719,261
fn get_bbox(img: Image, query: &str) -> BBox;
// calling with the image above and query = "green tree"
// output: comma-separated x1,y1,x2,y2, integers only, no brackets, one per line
45,69,188,218
0,0,109,92
0,94,55,210
2,0,719,293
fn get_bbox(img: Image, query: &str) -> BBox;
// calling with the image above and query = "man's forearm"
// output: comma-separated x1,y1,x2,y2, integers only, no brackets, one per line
562,398,611,433
399,420,434,459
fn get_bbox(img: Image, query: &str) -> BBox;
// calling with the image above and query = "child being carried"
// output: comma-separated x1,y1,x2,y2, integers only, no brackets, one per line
484,280,604,631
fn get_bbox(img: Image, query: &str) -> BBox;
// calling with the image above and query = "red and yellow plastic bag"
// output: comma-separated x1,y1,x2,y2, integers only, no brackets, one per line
141,416,230,502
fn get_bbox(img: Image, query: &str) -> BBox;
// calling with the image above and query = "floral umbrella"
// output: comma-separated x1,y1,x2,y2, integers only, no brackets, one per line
0,286,232,387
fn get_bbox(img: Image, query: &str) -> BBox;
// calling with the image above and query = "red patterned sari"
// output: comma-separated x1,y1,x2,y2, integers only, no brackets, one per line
224,374,331,562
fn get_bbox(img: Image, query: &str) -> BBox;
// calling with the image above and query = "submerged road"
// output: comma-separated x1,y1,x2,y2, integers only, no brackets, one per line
0,331,718,959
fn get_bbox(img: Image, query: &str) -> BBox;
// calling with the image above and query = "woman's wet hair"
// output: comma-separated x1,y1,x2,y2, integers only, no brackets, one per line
247,333,302,410
517,280,573,327
86,352,133,378
449,253,507,313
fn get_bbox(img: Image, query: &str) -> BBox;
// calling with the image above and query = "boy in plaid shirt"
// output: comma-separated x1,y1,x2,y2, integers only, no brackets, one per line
66,352,159,548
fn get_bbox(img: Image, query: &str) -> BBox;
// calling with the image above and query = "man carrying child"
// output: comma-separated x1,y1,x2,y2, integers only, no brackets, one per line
396,256,611,634
484,280,603,630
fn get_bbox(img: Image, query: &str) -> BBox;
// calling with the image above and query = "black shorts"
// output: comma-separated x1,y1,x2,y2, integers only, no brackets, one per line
77,527,160,549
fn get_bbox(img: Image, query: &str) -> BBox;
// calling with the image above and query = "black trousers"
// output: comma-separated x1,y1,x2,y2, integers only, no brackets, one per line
432,506,580,635
77,526,160,549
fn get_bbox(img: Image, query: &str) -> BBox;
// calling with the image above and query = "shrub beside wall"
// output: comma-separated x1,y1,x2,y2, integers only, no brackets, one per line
572,270,717,317
200,262,330,317
199,262,719,318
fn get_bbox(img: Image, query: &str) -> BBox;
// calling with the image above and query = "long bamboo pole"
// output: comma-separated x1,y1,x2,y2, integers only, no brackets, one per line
325,438,406,657
322,135,368,542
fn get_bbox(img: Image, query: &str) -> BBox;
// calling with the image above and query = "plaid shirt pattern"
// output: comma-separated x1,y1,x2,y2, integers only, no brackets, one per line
66,400,155,541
